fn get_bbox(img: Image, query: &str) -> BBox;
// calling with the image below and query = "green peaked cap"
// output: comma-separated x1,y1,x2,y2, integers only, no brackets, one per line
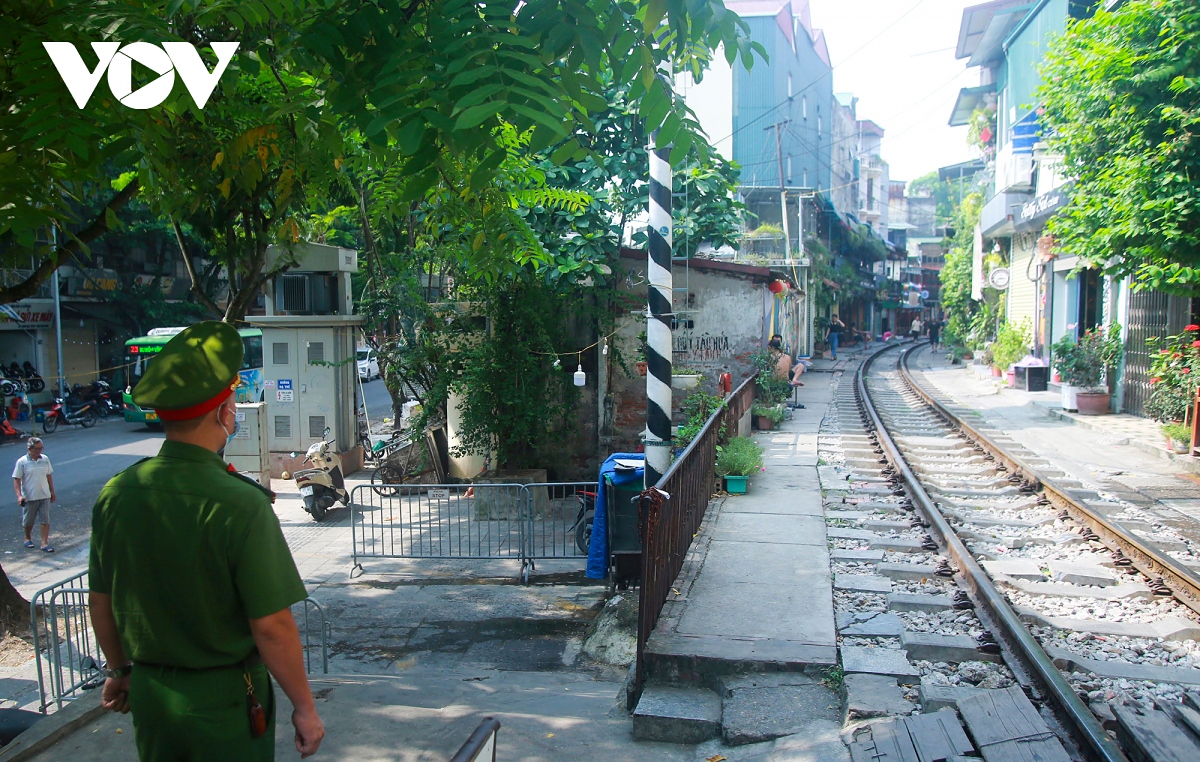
131,322,243,416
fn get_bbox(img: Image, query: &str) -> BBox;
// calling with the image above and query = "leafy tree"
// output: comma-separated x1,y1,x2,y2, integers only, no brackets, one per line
908,171,958,224
1040,1,1200,292
0,0,146,304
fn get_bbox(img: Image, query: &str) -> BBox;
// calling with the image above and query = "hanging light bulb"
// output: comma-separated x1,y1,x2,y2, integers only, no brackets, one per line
553,357,560,369
573,364,586,386
602,339,608,356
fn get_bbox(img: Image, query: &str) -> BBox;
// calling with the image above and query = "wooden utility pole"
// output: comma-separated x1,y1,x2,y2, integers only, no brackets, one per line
765,120,791,262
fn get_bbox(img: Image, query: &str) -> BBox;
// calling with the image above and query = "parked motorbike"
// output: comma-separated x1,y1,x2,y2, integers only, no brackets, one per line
291,428,348,521
42,392,98,434
74,380,122,418
19,362,44,394
0,365,26,398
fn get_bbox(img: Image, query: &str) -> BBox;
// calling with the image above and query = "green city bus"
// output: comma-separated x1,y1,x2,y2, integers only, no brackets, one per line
122,327,265,426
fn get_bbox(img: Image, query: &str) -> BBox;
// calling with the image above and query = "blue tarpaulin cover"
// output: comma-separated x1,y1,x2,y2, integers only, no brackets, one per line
586,452,645,579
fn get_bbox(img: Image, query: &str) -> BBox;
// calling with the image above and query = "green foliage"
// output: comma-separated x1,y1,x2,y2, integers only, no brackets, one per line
1144,327,1200,422
990,319,1031,371
751,403,785,423
715,436,763,477
675,391,725,449
1039,1,1200,292
1162,422,1191,444
939,193,1003,350
423,279,579,470
1051,324,1122,388
966,105,996,155
749,351,790,405
908,171,957,223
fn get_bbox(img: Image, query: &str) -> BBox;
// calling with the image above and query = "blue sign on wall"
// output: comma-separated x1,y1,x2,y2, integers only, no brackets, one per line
277,379,293,390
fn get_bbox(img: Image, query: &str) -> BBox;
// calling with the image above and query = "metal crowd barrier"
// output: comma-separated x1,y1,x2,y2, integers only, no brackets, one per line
350,481,595,579
30,570,330,712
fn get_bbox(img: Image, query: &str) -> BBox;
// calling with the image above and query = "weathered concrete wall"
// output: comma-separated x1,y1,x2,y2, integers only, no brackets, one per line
603,257,774,454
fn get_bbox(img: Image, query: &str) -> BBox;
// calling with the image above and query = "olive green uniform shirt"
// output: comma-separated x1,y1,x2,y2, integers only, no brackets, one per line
89,440,306,668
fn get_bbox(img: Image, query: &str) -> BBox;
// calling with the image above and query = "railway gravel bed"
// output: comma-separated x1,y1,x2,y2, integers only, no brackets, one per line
826,341,1200,762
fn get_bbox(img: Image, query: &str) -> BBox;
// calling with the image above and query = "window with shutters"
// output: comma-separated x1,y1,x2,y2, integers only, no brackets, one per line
307,342,324,364
309,416,326,438
272,343,289,365
274,415,291,438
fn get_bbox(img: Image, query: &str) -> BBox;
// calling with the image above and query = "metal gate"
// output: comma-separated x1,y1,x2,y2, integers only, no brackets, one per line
1122,290,1188,416
351,482,594,578
30,571,329,713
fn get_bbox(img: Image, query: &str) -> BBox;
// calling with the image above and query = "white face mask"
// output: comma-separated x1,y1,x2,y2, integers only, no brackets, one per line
219,401,240,448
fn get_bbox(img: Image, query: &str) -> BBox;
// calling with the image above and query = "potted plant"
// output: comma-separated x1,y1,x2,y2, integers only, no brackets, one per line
1162,422,1192,455
1052,324,1122,415
716,437,764,494
672,365,704,390
990,320,1031,381
752,402,785,431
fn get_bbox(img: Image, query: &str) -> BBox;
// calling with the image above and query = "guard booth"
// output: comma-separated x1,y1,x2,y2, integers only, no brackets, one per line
250,315,364,477
252,240,363,477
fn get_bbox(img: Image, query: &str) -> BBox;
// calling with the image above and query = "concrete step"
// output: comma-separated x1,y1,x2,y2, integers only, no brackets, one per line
900,631,1002,664
631,684,721,743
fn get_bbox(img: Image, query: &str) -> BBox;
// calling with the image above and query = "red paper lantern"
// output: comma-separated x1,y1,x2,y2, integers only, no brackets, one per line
768,280,787,294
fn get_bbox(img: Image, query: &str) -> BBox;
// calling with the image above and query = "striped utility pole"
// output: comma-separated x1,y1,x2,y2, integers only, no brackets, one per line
645,145,673,487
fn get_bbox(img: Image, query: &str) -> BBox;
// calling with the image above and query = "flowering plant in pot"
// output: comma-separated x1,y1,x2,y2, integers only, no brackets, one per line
1146,325,1200,427
716,437,764,494
1051,324,1122,414
989,320,1031,378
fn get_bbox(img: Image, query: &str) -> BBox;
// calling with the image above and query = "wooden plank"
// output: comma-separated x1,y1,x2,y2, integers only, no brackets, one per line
1164,702,1200,742
1185,690,1200,712
849,719,921,762
1113,704,1200,762
903,709,975,762
956,686,1071,762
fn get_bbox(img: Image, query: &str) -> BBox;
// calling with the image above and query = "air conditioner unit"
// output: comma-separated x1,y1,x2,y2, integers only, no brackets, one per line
996,144,1034,193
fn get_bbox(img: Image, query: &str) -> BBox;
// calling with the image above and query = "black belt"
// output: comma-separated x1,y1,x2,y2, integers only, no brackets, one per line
134,652,262,672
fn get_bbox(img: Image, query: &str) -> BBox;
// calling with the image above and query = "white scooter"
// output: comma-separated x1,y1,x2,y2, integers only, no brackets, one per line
292,428,348,521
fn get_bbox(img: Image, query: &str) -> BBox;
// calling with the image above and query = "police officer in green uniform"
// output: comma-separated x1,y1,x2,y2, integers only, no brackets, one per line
89,322,325,760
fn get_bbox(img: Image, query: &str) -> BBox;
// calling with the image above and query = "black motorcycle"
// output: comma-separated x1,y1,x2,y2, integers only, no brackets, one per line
569,490,597,555
20,362,45,394
0,365,25,397
75,380,121,418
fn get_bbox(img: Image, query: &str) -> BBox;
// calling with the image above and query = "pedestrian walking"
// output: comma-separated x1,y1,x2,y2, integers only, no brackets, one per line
928,319,941,350
12,437,54,552
828,315,846,360
88,322,324,761
910,317,923,341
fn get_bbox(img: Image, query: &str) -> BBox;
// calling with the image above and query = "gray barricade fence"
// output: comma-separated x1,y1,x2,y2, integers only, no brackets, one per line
351,482,595,577
30,570,329,713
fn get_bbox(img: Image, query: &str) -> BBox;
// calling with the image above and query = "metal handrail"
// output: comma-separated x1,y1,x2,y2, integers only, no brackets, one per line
29,569,89,713
633,373,756,704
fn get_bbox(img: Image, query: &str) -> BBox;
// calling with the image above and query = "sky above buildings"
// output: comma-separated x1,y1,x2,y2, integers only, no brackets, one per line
807,0,980,184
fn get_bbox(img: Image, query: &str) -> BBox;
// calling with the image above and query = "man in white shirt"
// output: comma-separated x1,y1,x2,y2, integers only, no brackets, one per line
13,437,55,552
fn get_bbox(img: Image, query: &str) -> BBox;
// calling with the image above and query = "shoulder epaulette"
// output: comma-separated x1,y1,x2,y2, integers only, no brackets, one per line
225,467,277,504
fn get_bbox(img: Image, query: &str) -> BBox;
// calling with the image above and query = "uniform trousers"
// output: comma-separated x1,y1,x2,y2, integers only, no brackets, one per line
129,659,275,761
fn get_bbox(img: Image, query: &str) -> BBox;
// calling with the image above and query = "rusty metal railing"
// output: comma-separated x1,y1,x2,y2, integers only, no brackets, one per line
633,373,756,703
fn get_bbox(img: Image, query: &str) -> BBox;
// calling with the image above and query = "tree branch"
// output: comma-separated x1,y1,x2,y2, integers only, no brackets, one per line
171,218,223,316
0,180,140,305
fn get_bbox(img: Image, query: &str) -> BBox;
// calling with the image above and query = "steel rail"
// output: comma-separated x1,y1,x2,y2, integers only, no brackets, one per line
857,343,1128,762
896,344,1200,618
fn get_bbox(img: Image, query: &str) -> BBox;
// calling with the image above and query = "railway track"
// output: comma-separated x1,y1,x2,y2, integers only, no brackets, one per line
839,341,1200,762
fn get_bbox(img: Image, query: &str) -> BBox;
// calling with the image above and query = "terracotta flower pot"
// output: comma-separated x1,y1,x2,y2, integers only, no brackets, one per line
754,415,775,431
991,366,1002,378
1075,391,1111,415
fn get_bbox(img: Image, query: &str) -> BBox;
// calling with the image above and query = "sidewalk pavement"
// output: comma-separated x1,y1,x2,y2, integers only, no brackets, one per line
942,353,1200,474
909,346,1200,570
644,362,839,672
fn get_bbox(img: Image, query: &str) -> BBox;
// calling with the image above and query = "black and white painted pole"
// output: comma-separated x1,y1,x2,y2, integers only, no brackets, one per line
645,145,673,486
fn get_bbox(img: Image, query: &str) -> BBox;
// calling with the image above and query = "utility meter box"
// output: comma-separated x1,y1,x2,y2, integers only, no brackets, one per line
250,315,364,477
225,402,270,488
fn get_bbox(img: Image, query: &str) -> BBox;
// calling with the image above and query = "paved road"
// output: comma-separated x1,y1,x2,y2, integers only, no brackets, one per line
0,417,163,594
